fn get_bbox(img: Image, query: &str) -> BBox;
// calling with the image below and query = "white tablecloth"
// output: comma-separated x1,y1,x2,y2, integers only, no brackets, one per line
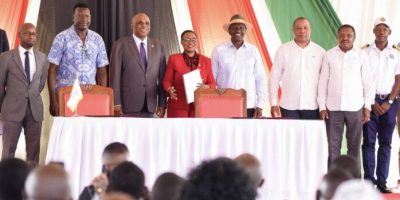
46,117,328,200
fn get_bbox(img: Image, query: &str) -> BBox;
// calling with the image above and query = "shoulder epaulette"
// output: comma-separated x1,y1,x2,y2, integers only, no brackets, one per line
361,44,370,49
392,44,400,51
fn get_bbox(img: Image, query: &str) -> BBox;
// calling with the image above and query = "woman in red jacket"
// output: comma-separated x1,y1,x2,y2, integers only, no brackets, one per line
163,30,216,117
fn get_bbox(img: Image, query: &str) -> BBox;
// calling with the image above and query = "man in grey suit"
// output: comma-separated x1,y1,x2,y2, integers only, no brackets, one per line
110,13,167,117
0,23,48,163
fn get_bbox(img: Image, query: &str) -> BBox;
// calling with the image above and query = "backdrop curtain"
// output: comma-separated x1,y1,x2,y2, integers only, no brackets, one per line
265,0,341,50
0,0,29,48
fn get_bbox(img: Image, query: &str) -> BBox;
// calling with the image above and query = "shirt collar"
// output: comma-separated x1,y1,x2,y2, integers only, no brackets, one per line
334,45,355,53
19,45,34,55
228,40,247,48
370,41,390,51
133,34,148,46
69,25,91,42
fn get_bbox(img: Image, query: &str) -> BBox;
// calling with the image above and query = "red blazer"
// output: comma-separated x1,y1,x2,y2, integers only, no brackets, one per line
163,53,216,110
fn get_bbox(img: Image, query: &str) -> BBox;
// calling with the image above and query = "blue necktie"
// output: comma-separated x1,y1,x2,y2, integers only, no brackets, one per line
24,51,30,83
140,42,147,71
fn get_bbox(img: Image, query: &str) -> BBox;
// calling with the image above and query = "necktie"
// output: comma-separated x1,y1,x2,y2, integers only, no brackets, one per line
139,42,147,71
24,51,30,82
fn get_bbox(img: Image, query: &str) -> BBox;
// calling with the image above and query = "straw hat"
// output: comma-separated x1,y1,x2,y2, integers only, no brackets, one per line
223,14,253,32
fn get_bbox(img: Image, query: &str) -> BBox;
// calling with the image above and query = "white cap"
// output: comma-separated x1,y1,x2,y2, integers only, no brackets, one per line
374,17,390,28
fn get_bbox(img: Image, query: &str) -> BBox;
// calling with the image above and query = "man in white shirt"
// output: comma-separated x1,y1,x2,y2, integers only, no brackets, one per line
361,17,400,193
211,14,267,118
269,17,325,119
318,24,374,172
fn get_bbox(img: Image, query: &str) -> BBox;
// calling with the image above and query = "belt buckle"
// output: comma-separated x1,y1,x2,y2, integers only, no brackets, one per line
378,94,387,100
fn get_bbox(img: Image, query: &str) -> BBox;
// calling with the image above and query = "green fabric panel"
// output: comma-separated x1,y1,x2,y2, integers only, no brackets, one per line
265,0,341,50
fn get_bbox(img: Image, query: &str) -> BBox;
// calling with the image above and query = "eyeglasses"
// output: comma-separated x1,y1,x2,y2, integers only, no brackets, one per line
23,32,37,37
182,38,197,43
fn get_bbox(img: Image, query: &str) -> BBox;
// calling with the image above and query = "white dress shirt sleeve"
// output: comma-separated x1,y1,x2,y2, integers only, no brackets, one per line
360,51,374,110
211,47,220,86
254,49,268,108
268,46,283,106
317,53,329,111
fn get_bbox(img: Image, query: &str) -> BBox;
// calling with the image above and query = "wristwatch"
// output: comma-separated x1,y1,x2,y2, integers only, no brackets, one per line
387,99,394,105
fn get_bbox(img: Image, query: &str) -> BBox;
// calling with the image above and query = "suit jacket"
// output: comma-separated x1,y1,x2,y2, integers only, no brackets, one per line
110,36,167,113
163,53,216,110
0,48,48,122
0,29,10,54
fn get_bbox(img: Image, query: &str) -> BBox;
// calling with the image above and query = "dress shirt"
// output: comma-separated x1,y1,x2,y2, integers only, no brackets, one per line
211,41,267,108
318,46,374,111
363,42,400,94
269,40,325,110
133,34,148,62
48,25,109,90
18,46,36,81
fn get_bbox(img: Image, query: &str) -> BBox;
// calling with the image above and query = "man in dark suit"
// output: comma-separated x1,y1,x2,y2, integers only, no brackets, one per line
0,29,9,53
0,23,48,163
110,13,167,117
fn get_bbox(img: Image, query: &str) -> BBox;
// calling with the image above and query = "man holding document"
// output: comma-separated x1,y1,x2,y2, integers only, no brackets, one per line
211,14,267,118
163,30,216,117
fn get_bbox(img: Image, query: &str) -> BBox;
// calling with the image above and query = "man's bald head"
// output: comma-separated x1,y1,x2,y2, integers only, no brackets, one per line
234,153,263,188
18,23,37,49
25,164,71,200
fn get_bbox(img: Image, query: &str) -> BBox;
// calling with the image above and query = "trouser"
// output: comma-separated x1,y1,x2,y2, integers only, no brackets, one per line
2,104,42,163
326,109,363,173
280,107,319,119
363,98,397,185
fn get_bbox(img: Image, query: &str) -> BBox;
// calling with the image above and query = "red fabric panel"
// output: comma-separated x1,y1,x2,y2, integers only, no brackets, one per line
188,0,272,71
63,94,111,116
0,0,29,48
196,96,246,118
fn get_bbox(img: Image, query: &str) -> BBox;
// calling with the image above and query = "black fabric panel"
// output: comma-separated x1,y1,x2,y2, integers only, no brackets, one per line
37,0,180,57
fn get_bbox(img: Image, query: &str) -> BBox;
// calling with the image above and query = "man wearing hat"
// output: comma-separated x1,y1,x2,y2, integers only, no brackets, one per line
269,17,325,119
361,17,400,193
211,14,267,118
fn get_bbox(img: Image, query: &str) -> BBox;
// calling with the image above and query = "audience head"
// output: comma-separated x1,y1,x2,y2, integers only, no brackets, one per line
107,161,145,199
181,157,257,200
234,153,264,188
330,155,360,178
101,192,135,200
25,164,72,200
0,158,30,200
331,180,383,200
102,142,130,173
151,172,185,200
316,169,352,200
131,13,151,40
72,3,91,31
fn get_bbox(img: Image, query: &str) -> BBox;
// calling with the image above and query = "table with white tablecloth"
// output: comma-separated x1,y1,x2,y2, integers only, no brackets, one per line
45,117,328,200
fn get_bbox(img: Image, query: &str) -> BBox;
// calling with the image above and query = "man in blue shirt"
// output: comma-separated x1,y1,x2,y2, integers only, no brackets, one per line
48,3,109,116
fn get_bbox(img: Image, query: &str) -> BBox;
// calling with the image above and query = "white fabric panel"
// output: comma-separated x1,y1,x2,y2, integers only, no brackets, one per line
251,0,282,59
25,0,41,26
46,117,328,200
330,0,400,48
170,0,194,52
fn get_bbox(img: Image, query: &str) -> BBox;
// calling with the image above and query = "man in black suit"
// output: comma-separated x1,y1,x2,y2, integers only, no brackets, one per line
0,29,10,54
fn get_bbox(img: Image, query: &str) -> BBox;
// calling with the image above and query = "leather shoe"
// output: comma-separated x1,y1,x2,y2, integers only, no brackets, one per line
377,184,392,193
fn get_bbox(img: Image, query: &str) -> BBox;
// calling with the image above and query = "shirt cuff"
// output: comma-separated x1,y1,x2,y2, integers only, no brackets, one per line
270,99,278,106
318,103,326,111
364,101,372,110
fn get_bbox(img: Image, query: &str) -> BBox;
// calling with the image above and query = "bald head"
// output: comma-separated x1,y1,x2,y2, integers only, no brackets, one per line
18,23,37,49
234,153,263,188
25,164,71,200
131,13,150,40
